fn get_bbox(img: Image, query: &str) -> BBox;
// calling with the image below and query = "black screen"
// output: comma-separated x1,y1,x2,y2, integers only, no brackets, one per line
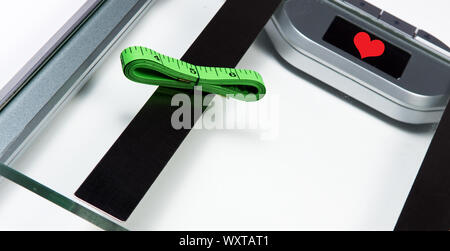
323,16,411,79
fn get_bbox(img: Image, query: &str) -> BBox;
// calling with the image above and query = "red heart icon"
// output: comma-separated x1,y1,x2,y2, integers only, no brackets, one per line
354,32,385,59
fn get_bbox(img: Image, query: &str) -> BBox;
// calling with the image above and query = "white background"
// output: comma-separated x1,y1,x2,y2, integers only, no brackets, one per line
0,0,449,230
0,0,87,93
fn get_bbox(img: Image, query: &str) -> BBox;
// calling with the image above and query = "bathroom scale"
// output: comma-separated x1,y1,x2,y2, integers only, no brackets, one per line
0,0,448,231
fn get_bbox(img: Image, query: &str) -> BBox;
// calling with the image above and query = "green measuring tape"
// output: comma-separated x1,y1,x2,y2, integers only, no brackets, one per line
120,46,266,101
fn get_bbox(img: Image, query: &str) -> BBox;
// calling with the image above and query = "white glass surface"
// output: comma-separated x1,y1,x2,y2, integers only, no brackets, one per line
1,0,449,230
0,176,100,231
0,0,87,93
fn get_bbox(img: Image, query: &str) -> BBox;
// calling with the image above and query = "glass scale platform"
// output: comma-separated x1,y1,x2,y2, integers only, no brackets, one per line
0,0,449,230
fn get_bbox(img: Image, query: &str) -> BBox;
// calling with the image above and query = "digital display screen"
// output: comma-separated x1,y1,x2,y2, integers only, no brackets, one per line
323,17,411,79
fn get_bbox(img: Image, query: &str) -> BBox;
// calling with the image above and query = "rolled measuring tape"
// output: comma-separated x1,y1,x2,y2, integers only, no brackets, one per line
120,46,266,101
77,0,281,222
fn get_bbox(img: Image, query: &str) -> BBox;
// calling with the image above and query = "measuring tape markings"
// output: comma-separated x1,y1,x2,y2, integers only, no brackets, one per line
120,46,266,101
76,0,282,221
